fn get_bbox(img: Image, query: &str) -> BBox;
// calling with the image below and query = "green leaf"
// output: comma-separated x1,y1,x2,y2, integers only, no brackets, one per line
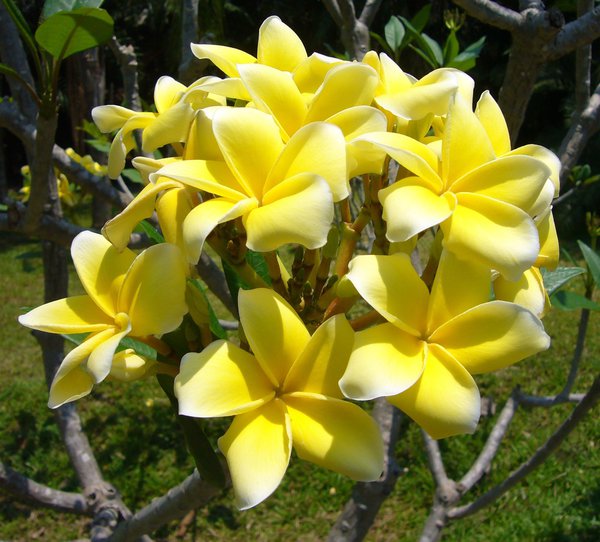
41,0,104,19
369,31,393,57
120,168,143,184
62,332,88,345
135,219,165,245
411,4,432,32
246,250,271,285
188,279,228,340
551,290,600,311
541,266,586,296
156,375,226,488
577,240,600,288
1,0,36,50
118,336,157,359
443,31,459,63
35,7,113,61
384,16,405,52
85,138,110,153
420,33,444,66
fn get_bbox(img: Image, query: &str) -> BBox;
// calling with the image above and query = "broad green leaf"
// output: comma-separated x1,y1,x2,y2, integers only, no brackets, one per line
41,0,104,20
461,36,486,56
577,240,600,288
419,33,444,66
121,168,143,184
443,31,459,64
135,219,165,245
157,375,226,488
385,16,405,52
118,336,157,359
369,31,393,56
541,266,586,296
246,250,271,286
551,290,600,311
411,4,432,32
447,56,476,72
35,7,113,61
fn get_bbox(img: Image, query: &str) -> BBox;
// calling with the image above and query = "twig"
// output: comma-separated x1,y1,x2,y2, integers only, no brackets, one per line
448,375,600,520
422,432,450,488
0,461,91,515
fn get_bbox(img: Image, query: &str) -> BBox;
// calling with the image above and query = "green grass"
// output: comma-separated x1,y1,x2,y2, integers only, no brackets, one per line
0,235,598,541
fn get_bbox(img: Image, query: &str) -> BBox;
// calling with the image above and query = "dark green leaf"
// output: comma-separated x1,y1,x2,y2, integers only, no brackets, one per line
118,337,157,359
447,56,476,72
461,35,486,55
156,375,226,488
541,267,586,296
121,168,143,184
443,31,459,63
384,16,405,52
188,279,228,340
369,32,393,56
411,4,432,32
420,33,444,66
246,250,271,285
35,7,113,61
577,240,600,288
407,43,437,69
551,290,600,311
41,0,104,20
136,219,165,245
62,332,89,345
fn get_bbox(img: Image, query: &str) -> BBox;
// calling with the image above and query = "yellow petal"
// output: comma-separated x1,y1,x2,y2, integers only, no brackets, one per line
156,186,195,251
494,267,548,318
265,122,347,200
339,323,425,400
183,107,223,161
354,132,442,190
153,76,186,113
190,44,256,77
91,105,136,132
305,63,378,124
474,91,511,156
427,250,491,334
442,193,540,281
193,77,251,101
118,243,188,337
247,173,333,252
284,393,384,480
389,343,480,439
443,93,495,185
48,327,116,408
535,207,559,270
449,155,550,215
218,399,291,510
142,101,195,152
102,179,182,250
238,63,306,139
283,315,353,398
71,231,137,318
430,300,550,373
293,52,344,94
18,295,113,333
86,323,131,383
238,288,310,387
507,144,561,198
175,341,275,417
346,254,429,336
183,197,257,263
257,16,307,71
109,349,156,381
213,107,284,200
380,180,456,242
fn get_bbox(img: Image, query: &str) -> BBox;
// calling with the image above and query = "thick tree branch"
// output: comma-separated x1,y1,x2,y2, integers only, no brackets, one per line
108,469,228,541
546,6,600,60
452,0,522,31
107,37,142,112
448,374,600,520
358,0,384,27
0,461,91,516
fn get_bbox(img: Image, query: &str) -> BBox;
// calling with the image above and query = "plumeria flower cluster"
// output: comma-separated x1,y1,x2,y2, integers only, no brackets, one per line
20,16,558,509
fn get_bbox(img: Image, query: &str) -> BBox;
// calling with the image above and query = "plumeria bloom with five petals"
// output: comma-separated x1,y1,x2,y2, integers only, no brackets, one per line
175,288,384,509
154,107,347,261
19,232,188,407
339,251,550,438
354,93,553,280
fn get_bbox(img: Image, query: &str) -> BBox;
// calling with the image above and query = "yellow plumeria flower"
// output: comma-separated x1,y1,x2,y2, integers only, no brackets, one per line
155,107,347,261
356,93,552,280
19,231,188,407
339,251,550,439
174,288,383,509
92,76,224,178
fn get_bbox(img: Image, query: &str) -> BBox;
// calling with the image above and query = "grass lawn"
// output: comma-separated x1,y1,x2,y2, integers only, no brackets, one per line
0,234,598,541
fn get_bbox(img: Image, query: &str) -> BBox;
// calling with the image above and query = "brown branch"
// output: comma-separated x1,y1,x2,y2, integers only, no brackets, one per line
358,0,384,27
448,374,600,520
197,251,236,317
108,469,228,541
452,0,522,31
0,461,91,516
546,6,600,60
327,400,403,542
321,0,372,60
322,0,343,27
107,37,142,112
574,0,594,113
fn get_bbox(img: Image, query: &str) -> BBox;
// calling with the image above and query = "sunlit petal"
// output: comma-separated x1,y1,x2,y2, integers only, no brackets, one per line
339,323,425,400
380,180,456,242
389,344,480,439
156,186,195,250
109,349,156,381
293,52,344,94
118,243,188,337
507,144,561,197
257,16,307,71
441,193,540,281
91,105,136,132
175,341,275,417
142,101,195,152
194,76,251,101
18,295,113,333
238,288,310,387
71,231,137,318
494,267,548,318
283,315,353,398
183,197,257,263
190,44,256,77
346,254,429,336
247,173,333,251
474,91,511,156
284,393,384,480
266,122,347,200
153,76,186,113
535,207,559,270
430,300,550,374
86,322,131,383
218,399,291,510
